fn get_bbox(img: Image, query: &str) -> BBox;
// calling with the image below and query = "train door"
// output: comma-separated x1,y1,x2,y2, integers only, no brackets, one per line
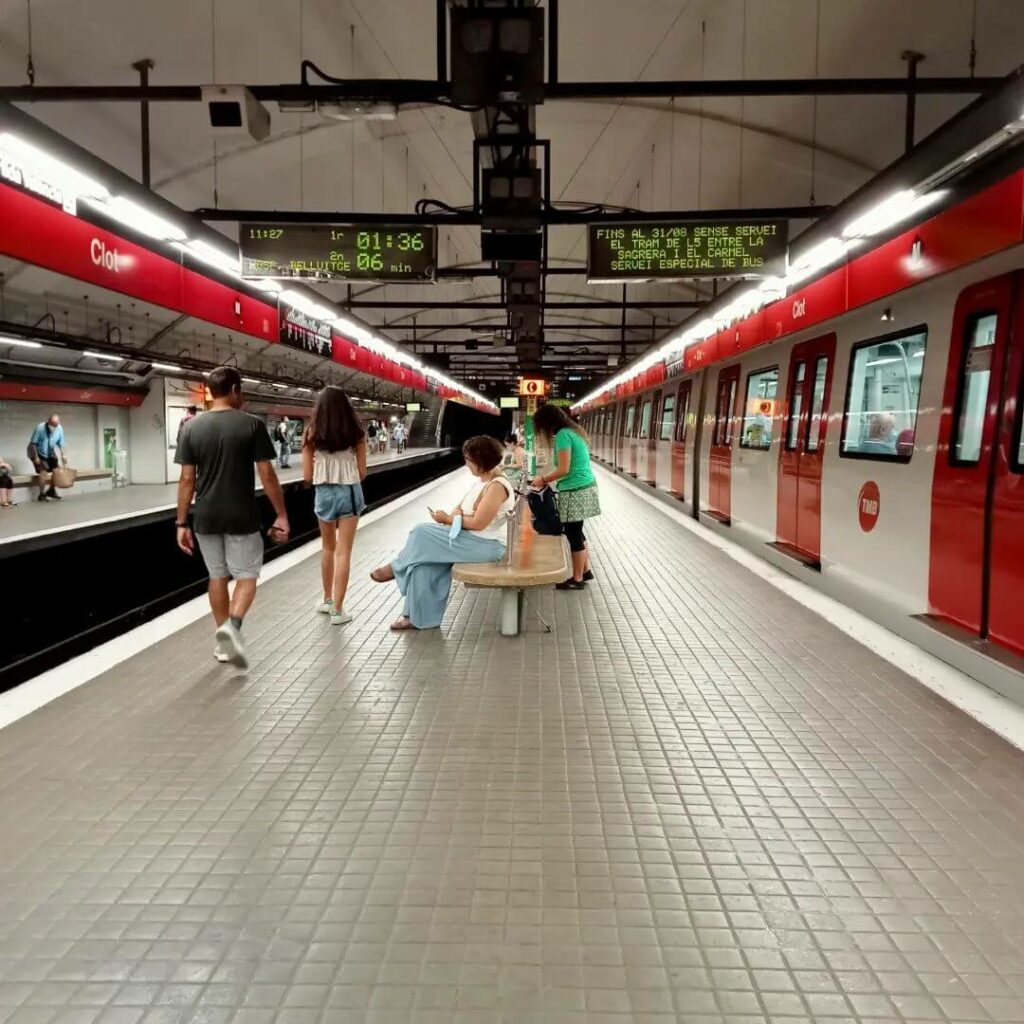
776,334,837,564
708,365,740,521
655,387,675,489
640,393,657,483
929,274,1024,657
627,399,640,476
619,401,636,472
670,381,692,498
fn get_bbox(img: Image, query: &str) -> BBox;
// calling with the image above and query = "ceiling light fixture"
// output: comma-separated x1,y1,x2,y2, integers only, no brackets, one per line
150,362,182,372
84,350,123,362
93,196,187,242
0,335,43,349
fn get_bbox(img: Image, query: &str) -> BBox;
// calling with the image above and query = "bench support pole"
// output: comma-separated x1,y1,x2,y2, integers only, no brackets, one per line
500,588,522,636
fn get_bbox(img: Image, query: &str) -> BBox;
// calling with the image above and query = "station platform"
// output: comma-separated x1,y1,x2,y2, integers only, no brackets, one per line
0,447,450,551
2,466,1024,1023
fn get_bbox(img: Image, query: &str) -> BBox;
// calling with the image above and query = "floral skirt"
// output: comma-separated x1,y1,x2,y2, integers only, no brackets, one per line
556,484,601,523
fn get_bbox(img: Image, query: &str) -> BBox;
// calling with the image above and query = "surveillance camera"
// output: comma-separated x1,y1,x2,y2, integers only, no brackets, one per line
201,85,270,142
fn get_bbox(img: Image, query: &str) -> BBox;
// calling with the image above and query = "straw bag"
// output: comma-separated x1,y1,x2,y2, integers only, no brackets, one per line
51,467,78,489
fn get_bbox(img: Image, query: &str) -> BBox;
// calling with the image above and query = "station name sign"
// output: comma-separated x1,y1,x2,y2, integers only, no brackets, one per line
240,223,438,283
587,220,788,281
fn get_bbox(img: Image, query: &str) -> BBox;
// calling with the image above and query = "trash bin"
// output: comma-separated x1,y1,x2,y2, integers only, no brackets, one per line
114,449,129,487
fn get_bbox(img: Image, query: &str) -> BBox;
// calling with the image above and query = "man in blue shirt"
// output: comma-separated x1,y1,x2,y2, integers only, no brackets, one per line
29,414,67,501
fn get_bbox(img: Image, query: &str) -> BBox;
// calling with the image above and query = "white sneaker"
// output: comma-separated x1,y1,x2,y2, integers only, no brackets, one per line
213,646,229,663
330,609,353,625
316,600,333,614
214,621,249,669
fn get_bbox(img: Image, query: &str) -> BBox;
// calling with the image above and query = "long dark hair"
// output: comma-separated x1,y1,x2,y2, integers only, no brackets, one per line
305,386,364,452
532,403,588,443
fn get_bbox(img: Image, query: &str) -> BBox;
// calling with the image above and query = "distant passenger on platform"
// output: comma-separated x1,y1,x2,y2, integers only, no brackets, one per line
28,414,66,502
176,405,198,447
531,404,600,590
366,420,378,452
303,386,367,626
370,435,515,631
393,420,407,454
860,412,898,456
275,416,292,468
174,366,290,670
503,433,526,488
0,457,15,507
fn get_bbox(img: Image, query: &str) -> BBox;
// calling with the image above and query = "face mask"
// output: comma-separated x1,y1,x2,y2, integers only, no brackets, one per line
448,513,463,542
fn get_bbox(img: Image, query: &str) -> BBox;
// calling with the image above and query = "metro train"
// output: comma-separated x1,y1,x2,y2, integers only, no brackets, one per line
574,169,1024,699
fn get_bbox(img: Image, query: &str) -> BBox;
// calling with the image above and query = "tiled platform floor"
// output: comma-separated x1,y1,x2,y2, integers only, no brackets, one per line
2,466,1024,1024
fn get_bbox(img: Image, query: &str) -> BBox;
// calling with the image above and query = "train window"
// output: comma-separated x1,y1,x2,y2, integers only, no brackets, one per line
806,357,830,453
1015,380,1024,472
675,385,691,443
659,393,675,440
638,399,653,439
952,313,997,465
740,367,778,450
785,362,806,451
713,375,738,446
623,403,636,437
841,326,928,461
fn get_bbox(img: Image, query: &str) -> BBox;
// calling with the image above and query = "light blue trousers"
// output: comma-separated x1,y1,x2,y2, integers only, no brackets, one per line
392,523,505,628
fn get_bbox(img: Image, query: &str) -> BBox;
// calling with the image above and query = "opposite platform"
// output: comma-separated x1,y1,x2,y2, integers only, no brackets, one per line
0,447,450,549
1,466,1023,1023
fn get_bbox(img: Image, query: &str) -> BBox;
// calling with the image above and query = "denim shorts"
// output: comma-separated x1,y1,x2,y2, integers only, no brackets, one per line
314,483,366,521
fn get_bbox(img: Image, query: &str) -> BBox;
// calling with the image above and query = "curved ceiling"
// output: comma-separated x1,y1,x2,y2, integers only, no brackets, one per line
1,0,1021,398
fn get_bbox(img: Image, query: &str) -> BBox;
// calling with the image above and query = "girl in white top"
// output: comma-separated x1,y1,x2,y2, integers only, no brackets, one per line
302,386,367,625
370,435,515,631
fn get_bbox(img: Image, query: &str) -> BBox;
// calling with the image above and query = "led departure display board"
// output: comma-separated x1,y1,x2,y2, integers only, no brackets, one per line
240,223,438,282
587,220,788,282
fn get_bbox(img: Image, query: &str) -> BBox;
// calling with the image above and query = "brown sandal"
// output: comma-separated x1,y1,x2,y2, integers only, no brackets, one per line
370,565,394,583
390,616,416,631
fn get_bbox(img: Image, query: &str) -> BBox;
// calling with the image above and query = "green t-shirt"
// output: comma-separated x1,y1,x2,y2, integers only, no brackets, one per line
553,428,596,491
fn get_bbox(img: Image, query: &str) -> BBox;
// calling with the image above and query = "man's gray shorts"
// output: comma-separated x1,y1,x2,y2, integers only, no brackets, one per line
195,532,264,580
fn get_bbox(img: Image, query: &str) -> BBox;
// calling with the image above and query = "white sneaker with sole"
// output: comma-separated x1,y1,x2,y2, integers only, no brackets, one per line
316,600,333,614
214,621,249,669
213,647,230,663
330,609,353,625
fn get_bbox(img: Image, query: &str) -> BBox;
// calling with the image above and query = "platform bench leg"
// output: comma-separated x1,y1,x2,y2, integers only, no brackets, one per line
500,588,522,636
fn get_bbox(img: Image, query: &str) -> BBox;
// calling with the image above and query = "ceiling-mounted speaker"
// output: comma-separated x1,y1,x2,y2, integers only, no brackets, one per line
201,85,271,142
449,8,545,106
481,231,542,262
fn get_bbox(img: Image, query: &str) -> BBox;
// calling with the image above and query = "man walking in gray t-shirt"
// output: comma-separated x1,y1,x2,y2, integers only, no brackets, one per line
174,366,290,669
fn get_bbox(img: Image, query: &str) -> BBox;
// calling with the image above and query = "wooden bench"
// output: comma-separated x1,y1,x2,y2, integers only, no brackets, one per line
10,468,114,490
453,498,571,635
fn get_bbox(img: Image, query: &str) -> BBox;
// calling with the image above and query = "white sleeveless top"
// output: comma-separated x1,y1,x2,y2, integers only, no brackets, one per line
461,475,516,542
312,448,361,486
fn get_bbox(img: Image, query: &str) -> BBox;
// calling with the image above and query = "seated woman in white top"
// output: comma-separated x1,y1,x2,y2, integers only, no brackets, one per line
302,386,367,625
370,435,515,631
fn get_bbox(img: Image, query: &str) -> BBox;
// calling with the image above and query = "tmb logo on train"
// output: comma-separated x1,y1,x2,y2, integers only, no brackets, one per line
858,481,881,532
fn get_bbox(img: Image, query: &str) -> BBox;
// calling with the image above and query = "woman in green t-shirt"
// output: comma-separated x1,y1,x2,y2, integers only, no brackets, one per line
531,403,600,590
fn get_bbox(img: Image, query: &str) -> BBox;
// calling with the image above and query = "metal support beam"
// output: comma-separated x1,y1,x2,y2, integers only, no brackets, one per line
385,323,660,331
194,204,829,225
132,59,154,189
903,51,926,153
0,76,1001,106
344,300,705,310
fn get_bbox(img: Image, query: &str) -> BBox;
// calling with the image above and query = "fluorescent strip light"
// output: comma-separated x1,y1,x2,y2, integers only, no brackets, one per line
0,335,42,349
785,237,854,286
242,377,260,384
84,350,122,362
150,362,181,372
0,132,110,205
279,289,335,321
296,386,312,393
865,357,901,367
270,383,288,389
178,239,241,277
95,196,186,242
842,189,946,239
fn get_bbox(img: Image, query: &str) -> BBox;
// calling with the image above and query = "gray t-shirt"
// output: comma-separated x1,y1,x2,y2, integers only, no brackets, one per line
175,410,277,535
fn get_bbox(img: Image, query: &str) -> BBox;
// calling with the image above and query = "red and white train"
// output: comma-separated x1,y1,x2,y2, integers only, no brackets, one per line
573,141,1024,699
